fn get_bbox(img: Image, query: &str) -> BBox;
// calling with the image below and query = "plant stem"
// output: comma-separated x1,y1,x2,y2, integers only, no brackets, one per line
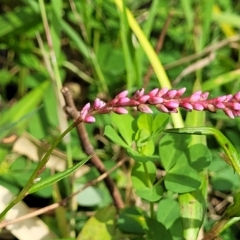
142,162,154,219
0,120,79,220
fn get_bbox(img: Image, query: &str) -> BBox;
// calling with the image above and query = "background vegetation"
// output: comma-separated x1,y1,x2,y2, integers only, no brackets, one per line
0,0,240,239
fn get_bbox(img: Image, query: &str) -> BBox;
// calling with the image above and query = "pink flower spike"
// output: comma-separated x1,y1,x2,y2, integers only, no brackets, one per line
165,89,177,99
148,96,163,104
127,99,140,106
80,109,88,119
113,107,128,114
233,111,240,117
148,88,159,97
234,92,240,102
164,101,179,108
84,116,96,123
82,103,91,111
207,104,216,112
94,98,106,109
232,102,240,110
133,88,145,99
156,104,169,113
117,97,131,105
157,87,169,97
216,96,227,102
93,98,101,109
137,104,153,113
200,92,209,100
193,103,204,111
98,106,113,114
110,99,119,105
190,91,201,102
181,102,193,110
176,87,186,97
116,90,128,99
224,109,234,119
139,95,150,103
215,102,225,109
225,94,233,101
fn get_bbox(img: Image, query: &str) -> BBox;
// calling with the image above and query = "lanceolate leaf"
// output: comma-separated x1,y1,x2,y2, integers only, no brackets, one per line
104,125,129,148
0,81,50,139
28,155,92,194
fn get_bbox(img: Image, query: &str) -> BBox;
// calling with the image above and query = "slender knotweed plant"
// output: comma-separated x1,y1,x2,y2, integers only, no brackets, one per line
79,87,240,122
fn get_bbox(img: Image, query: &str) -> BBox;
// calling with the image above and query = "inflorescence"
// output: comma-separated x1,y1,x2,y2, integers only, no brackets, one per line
79,88,240,123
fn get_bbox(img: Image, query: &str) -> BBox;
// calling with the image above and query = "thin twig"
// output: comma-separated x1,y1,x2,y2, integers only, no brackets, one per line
164,35,240,70
0,157,127,228
61,87,125,209
173,51,215,85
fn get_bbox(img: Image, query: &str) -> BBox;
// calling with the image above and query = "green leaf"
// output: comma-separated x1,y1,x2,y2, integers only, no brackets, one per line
75,184,102,207
140,138,155,156
0,6,41,37
131,162,156,190
135,129,151,147
28,156,91,194
210,166,240,191
110,113,134,146
97,44,125,76
136,185,163,202
127,148,159,162
0,70,13,86
164,158,201,193
145,218,172,240
159,134,190,171
19,53,44,71
152,113,170,134
213,12,240,29
60,19,90,60
157,199,181,229
0,81,50,139
137,114,153,134
118,207,146,234
202,69,240,91
104,125,129,148
188,144,212,171
77,206,117,240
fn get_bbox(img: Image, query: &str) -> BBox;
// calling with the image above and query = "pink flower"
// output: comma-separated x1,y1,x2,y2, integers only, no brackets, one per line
133,88,144,99
137,104,153,113
148,88,159,97
84,116,96,123
115,90,128,99
164,101,179,108
113,107,128,114
165,89,177,99
77,88,240,123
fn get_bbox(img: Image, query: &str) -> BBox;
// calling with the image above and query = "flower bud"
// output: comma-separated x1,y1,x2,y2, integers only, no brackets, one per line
165,89,177,99
157,87,168,97
193,103,204,111
84,116,96,123
181,102,193,110
176,87,186,97
137,104,153,113
148,88,159,97
116,90,128,99
133,88,144,99
164,101,179,108
148,97,163,104
113,107,128,114
139,95,150,103
224,109,234,119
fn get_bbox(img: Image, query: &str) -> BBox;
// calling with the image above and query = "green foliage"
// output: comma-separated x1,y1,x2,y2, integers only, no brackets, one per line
1,0,240,239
